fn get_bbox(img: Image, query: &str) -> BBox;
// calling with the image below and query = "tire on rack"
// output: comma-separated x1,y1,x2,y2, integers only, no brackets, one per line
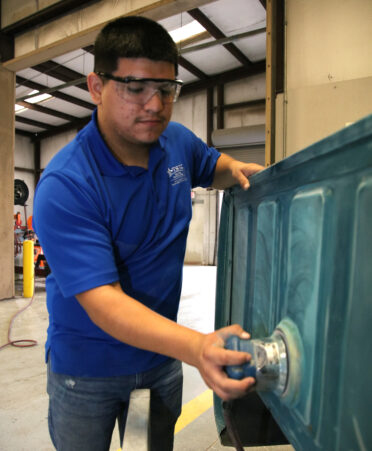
14,179,29,206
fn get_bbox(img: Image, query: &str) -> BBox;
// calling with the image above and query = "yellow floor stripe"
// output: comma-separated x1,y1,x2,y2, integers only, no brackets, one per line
174,389,213,434
116,389,213,449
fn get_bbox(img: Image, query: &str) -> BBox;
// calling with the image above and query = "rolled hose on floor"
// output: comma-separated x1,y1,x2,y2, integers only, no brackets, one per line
0,295,37,351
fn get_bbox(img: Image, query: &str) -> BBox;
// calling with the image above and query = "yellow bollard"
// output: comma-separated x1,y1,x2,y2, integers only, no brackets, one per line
23,240,34,298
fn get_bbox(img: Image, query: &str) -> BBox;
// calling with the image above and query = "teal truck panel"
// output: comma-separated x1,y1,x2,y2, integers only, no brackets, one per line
214,114,372,450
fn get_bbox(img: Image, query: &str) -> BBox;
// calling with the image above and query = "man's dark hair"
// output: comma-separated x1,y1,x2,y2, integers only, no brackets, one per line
94,16,179,75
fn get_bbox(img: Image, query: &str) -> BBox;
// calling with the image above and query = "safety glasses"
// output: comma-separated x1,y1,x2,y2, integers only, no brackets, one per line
96,72,183,105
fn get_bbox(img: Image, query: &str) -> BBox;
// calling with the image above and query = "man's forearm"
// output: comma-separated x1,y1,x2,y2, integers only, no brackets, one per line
76,282,203,367
76,282,256,400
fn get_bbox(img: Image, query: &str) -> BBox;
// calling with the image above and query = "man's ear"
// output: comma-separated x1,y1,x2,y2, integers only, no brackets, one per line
87,72,104,105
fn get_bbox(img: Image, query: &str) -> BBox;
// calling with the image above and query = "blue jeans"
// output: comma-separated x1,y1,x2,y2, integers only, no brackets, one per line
47,358,183,451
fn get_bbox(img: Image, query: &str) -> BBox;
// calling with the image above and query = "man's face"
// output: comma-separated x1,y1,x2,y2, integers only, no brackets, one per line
90,58,176,149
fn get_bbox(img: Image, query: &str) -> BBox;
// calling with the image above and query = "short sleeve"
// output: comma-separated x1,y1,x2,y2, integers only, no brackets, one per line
189,131,221,188
33,173,119,297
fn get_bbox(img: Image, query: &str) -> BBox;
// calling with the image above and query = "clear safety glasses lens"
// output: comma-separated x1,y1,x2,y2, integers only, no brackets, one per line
96,73,183,105
114,80,182,105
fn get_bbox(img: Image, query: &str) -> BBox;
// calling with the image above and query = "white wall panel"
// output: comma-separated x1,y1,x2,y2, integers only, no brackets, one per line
224,74,266,128
286,76,372,156
14,135,33,169
172,91,207,142
41,129,78,168
224,73,265,104
284,0,372,157
224,106,265,129
286,0,372,90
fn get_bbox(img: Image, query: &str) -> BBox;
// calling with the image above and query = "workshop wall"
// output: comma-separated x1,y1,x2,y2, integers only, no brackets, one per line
40,130,77,169
283,0,372,157
223,72,265,129
172,90,207,141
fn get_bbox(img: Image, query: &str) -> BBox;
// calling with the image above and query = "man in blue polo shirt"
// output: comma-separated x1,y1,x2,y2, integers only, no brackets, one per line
33,16,263,451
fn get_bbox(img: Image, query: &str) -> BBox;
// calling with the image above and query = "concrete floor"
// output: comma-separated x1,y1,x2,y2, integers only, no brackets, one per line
0,266,293,451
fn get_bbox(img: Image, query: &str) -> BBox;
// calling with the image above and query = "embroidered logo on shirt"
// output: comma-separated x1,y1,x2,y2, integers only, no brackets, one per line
167,164,187,186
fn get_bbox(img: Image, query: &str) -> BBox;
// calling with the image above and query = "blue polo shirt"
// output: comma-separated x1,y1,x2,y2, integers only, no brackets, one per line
33,111,220,377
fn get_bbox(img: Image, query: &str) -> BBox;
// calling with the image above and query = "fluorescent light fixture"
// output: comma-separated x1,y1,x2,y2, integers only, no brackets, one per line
25,89,52,104
15,104,26,113
169,20,206,43
15,89,53,114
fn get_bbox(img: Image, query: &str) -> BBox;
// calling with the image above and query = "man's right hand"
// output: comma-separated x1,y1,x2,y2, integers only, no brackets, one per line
193,324,256,401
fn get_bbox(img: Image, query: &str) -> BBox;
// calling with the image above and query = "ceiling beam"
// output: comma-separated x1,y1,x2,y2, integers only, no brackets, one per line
15,115,56,130
178,56,208,79
188,8,253,68
0,32,14,62
213,98,265,112
83,45,95,54
259,0,267,10
16,101,79,122
34,116,91,140
31,61,88,91
16,75,95,110
15,129,35,138
16,76,88,102
1,0,102,36
180,61,265,97
14,166,36,173
180,27,266,55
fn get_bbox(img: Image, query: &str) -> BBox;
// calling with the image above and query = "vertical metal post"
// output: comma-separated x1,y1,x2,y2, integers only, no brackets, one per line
265,0,284,166
207,87,214,146
34,139,41,187
265,0,276,167
23,240,34,298
217,84,224,130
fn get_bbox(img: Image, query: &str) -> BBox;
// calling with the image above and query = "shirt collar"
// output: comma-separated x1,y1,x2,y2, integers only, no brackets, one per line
85,110,166,177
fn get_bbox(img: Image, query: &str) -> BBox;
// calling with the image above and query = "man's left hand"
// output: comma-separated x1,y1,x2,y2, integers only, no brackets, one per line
229,160,264,190
212,153,264,190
